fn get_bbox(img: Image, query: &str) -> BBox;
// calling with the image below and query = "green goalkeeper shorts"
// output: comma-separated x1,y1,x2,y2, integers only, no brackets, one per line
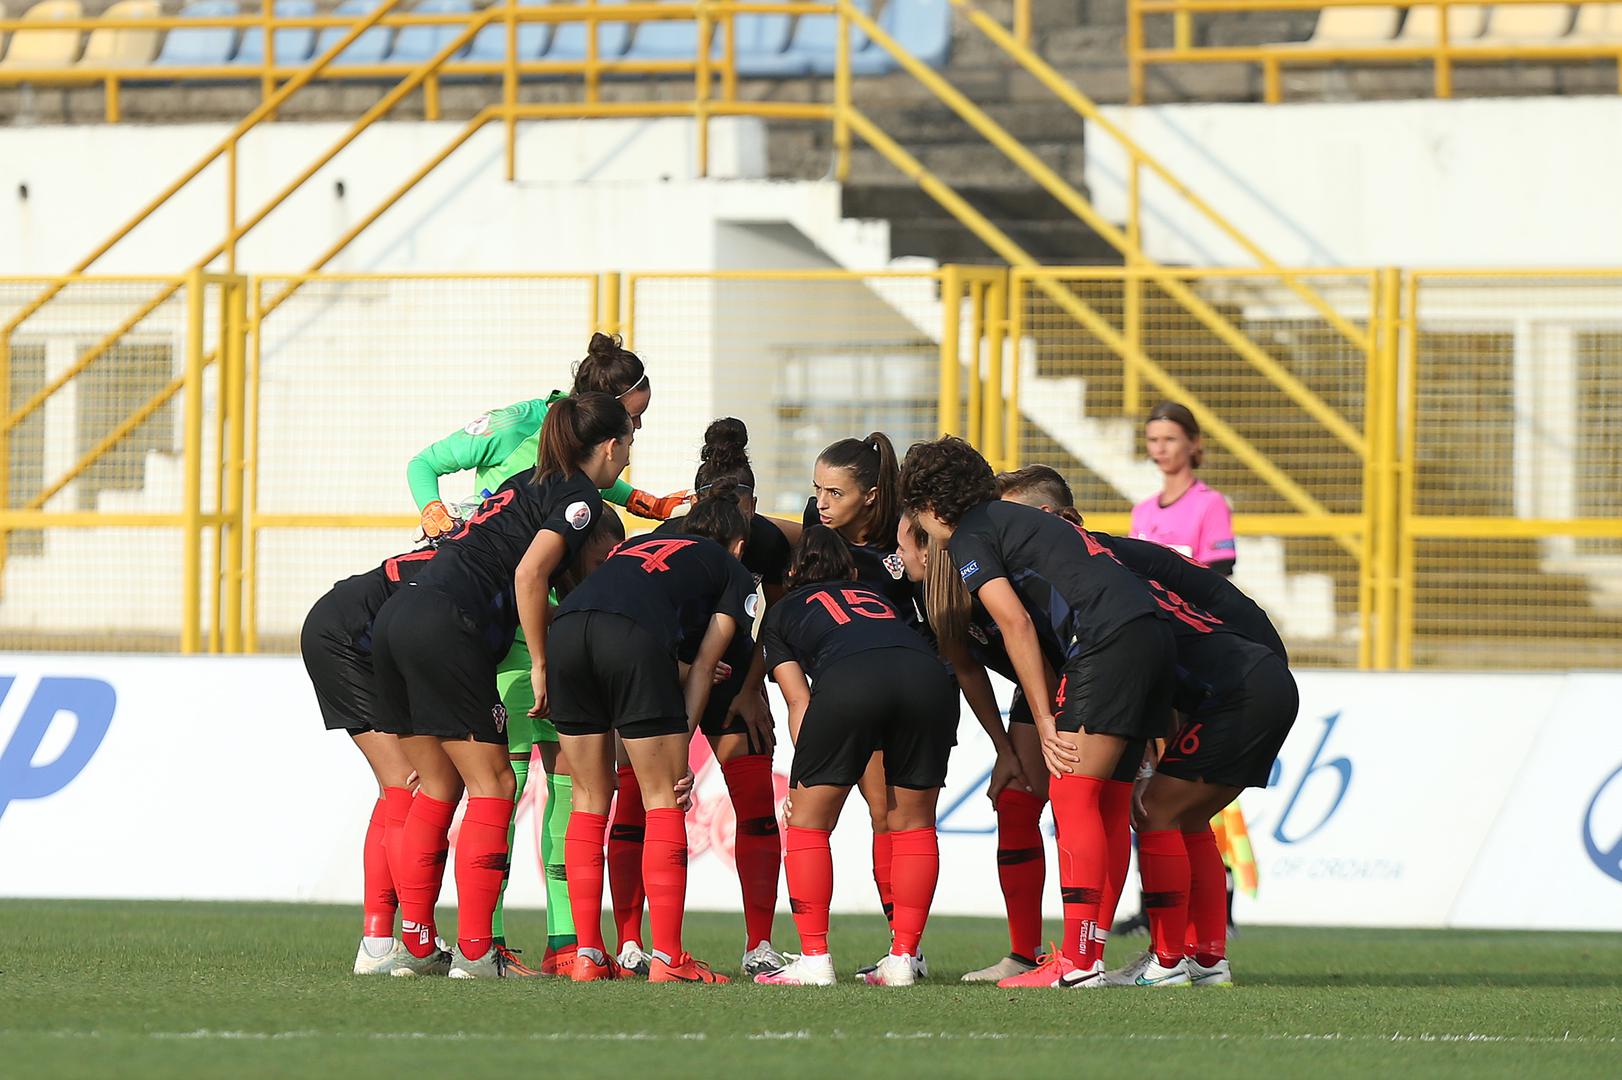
496,635,557,748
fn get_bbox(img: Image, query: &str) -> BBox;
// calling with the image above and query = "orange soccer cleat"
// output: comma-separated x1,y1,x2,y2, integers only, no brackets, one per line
648,952,730,984
492,944,542,977
997,945,1078,988
539,942,577,977
571,948,625,982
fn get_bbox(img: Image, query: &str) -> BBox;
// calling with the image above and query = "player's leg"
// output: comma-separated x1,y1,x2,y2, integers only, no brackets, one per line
607,734,649,971
857,755,894,931
491,642,535,951
442,735,521,978
534,738,577,973
707,692,784,974
966,696,1049,982
395,733,462,974
754,782,851,987
558,730,619,980
624,728,729,984
349,731,415,970
1127,771,1238,987
1095,738,1147,967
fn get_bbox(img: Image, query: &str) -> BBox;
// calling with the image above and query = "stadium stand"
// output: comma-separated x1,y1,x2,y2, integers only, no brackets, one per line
388,0,473,62
153,0,241,66
80,0,161,66
315,0,395,65
545,0,631,62
464,0,552,61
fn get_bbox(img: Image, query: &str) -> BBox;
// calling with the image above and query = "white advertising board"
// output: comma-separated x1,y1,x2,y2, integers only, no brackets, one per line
2,655,1619,931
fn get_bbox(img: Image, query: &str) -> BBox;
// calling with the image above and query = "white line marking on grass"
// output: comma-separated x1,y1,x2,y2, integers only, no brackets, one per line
5,1030,1616,1047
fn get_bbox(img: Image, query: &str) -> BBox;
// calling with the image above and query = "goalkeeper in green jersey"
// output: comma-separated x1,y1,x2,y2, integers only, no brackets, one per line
406,333,688,975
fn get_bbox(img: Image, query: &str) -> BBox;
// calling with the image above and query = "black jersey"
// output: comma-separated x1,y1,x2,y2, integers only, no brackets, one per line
760,579,939,682
321,547,440,653
963,595,1019,681
1092,532,1286,661
656,512,790,590
950,500,1160,661
416,470,603,630
556,533,758,658
801,497,923,626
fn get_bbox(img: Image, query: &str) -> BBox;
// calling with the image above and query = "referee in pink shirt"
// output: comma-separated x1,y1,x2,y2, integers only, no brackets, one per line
1131,402,1236,576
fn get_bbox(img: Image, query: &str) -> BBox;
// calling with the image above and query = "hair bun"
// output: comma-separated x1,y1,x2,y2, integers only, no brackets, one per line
700,417,749,463
587,331,622,360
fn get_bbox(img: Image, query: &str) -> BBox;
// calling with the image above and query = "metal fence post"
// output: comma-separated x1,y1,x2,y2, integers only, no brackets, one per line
939,265,963,436
182,270,207,654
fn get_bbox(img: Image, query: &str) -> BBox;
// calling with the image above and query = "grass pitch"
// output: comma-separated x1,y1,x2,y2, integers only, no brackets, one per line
1,900,1619,1078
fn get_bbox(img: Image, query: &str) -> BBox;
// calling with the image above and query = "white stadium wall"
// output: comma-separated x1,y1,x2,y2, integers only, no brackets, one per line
1086,96,1622,268
3,656,1620,931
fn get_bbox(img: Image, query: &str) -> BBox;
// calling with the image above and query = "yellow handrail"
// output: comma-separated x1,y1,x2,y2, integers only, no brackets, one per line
847,1,1369,463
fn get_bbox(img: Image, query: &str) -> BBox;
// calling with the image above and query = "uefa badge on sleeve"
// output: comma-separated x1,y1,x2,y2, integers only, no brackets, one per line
566,501,593,530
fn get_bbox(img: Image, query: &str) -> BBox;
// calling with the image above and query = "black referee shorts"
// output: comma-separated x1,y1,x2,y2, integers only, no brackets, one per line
792,648,956,791
371,586,508,745
300,569,391,735
1056,614,1176,742
1158,653,1299,789
547,611,688,740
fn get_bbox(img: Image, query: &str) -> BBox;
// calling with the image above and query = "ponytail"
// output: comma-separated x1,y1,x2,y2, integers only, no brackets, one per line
695,416,756,492
924,535,971,653
817,431,899,545
536,391,632,483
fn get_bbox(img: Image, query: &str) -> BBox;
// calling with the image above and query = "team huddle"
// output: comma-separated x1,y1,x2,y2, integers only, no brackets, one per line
301,333,1299,988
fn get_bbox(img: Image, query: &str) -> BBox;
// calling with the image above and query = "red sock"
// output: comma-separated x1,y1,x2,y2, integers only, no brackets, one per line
784,826,833,956
1184,826,1228,964
397,793,455,957
454,797,514,961
1048,773,1106,968
361,798,396,939
381,786,413,896
888,827,939,956
565,811,609,954
607,766,646,949
722,755,780,950
994,789,1045,961
1092,779,1135,963
1138,829,1190,966
871,831,895,928
643,807,689,960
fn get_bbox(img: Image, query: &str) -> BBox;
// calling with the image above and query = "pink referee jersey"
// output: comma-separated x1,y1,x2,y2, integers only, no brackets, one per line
1130,479,1236,565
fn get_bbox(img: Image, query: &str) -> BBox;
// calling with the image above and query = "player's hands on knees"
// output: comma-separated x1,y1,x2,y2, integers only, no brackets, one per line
419,499,458,540
986,747,1033,802
528,662,548,718
732,686,775,753
675,768,695,811
1035,713,1080,778
1131,777,1151,832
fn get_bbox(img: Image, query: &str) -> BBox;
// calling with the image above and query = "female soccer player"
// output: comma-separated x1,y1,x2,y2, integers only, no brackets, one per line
902,437,1176,989
404,333,686,973
1132,401,1236,575
997,464,1293,987
753,527,957,987
608,419,787,978
802,433,933,977
371,392,634,979
549,494,758,985
301,514,624,976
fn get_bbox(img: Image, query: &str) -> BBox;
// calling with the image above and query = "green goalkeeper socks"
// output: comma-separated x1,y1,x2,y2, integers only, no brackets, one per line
543,772,577,949
490,755,528,945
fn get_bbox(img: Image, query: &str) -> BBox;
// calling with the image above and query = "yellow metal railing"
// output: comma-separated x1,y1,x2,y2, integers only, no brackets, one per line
1128,0,1622,104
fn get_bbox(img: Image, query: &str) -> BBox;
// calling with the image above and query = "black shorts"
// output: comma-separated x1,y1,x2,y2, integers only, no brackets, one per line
548,611,687,740
1008,691,1143,783
792,648,956,790
372,586,508,745
300,569,390,734
1056,615,1176,741
1158,654,1298,789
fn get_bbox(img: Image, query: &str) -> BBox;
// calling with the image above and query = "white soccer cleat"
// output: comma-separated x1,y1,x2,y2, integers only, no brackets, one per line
753,952,836,986
387,943,453,977
1187,956,1233,987
741,941,789,979
961,954,1038,983
616,941,653,978
353,937,405,975
1058,959,1109,989
863,952,919,987
1106,951,1190,988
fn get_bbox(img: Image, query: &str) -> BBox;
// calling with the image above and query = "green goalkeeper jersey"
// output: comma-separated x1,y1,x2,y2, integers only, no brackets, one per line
407,390,635,510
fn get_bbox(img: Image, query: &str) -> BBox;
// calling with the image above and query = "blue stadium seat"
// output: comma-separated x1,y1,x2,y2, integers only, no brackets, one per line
623,0,799,70
741,0,875,77
233,0,317,67
314,0,395,66
153,0,241,66
731,1,795,75
866,0,949,72
466,0,552,62
546,0,629,61
389,0,473,62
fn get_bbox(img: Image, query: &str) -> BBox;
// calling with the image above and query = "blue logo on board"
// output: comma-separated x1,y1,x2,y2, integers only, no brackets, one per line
0,676,116,821
1582,764,1622,884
